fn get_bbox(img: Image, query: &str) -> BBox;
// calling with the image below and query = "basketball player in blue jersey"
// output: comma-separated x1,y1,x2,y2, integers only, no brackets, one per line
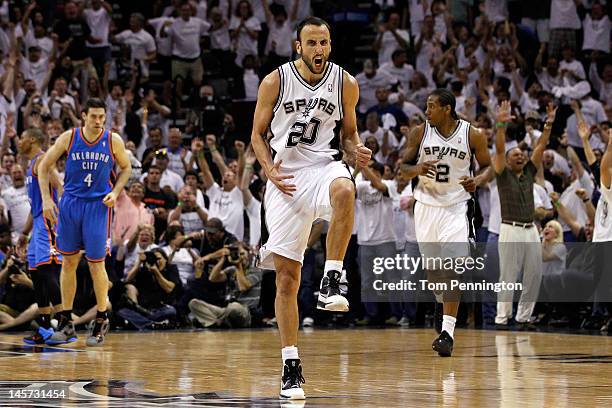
18,127,64,344
251,17,371,400
401,89,490,357
38,98,132,347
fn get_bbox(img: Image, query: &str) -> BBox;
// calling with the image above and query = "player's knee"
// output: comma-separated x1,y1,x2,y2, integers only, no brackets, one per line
276,271,300,296
331,179,355,205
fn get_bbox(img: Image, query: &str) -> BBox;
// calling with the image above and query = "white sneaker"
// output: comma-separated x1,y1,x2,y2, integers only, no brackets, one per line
302,317,314,328
316,270,349,312
280,359,306,400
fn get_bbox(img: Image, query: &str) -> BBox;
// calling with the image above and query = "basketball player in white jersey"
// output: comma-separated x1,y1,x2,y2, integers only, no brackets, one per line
251,17,371,399
401,89,490,357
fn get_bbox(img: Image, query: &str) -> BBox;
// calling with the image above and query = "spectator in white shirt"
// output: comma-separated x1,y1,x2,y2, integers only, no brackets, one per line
19,46,50,91
378,49,415,96
549,0,582,57
360,112,397,163
582,2,610,54
209,6,231,53
168,185,208,234
373,11,410,66
261,0,298,67
161,2,210,98
1,164,29,242
166,127,193,178
589,61,612,108
355,59,396,114
197,135,246,241
559,46,586,84
163,225,200,286
229,0,261,67
47,77,77,120
84,0,113,78
559,147,595,240
140,151,185,193
113,13,157,80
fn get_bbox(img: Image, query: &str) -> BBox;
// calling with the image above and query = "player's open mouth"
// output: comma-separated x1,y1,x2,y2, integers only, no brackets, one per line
314,57,323,68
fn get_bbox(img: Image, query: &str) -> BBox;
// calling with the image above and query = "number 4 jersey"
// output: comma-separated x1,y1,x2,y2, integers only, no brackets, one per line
414,119,472,207
269,61,344,171
64,127,115,199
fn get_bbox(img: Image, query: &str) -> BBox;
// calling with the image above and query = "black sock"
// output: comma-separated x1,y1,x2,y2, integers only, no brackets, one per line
96,310,107,321
38,314,51,329
62,310,73,322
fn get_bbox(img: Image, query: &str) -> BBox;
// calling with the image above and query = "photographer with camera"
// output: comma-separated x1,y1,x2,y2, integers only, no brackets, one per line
188,242,262,328
0,247,37,331
162,224,200,285
120,248,182,329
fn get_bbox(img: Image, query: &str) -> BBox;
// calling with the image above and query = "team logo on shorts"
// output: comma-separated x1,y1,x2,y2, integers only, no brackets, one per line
328,83,333,92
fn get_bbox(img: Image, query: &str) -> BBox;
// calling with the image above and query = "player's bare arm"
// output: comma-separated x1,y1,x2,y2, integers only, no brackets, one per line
38,129,72,225
492,101,511,174
601,129,612,189
251,70,296,196
399,124,437,180
341,72,371,168
103,133,133,207
459,126,491,192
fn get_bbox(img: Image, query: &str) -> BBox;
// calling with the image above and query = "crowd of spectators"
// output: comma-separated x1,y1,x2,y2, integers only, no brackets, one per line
0,0,611,334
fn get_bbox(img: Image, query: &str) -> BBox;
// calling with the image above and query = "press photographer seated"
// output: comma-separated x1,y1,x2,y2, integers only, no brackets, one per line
189,242,262,328
122,248,182,327
0,253,36,331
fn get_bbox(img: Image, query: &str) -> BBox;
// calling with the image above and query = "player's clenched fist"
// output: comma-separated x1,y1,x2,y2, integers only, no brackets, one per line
354,143,372,169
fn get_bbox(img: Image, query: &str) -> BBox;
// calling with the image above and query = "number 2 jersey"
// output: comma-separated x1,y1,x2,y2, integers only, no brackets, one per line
414,119,472,207
268,61,344,171
64,127,115,200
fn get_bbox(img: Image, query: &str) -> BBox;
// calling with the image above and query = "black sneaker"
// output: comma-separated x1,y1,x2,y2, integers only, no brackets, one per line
86,318,110,347
279,359,306,400
432,330,454,357
316,270,349,312
434,303,443,334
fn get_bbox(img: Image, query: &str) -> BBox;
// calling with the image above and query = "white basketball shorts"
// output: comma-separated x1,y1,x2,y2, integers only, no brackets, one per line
258,160,352,270
414,200,472,261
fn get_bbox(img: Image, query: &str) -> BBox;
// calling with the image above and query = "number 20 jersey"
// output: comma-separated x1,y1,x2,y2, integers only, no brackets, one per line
269,61,344,171
414,119,472,207
64,127,115,199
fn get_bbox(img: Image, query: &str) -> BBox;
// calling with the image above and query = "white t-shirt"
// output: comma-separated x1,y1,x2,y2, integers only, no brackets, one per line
148,17,174,57
206,183,245,240
229,16,261,67
356,179,397,245
378,61,414,94
114,29,157,77
377,29,410,65
166,147,193,178
24,33,54,60
593,183,612,242
583,15,611,53
485,0,509,23
1,186,29,233
167,17,210,59
179,210,206,234
559,59,586,81
162,245,197,285
19,57,48,90
360,127,398,163
140,169,184,192
550,0,582,29
355,70,395,113
84,7,111,47
209,22,231,51
398,182,417,244
265,19,293,58
560,171,595,232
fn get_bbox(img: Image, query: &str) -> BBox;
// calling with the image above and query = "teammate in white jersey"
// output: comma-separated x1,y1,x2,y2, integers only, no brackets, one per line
251,17,371,400
401,89,490,357
593,129,612,243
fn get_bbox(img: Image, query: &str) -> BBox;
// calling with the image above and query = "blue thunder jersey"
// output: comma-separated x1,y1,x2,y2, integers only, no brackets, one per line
64,128,115,199
27,152,58,217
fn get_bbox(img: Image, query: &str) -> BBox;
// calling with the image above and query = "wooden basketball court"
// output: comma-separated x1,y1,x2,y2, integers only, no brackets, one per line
0,328,610,406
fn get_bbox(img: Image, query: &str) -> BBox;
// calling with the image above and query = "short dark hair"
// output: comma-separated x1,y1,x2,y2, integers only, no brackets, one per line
391,49,406,60
24,127,47,146
296,16,331,42
164,225,184,244
83,98,106,114
430,88,458,120
184,170,200,182
148,164,162,173
370,161,385,175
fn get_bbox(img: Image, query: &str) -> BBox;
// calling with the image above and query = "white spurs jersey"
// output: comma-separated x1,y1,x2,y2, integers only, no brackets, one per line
268,61,344,170
593,183,611,242
414,119,473,207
